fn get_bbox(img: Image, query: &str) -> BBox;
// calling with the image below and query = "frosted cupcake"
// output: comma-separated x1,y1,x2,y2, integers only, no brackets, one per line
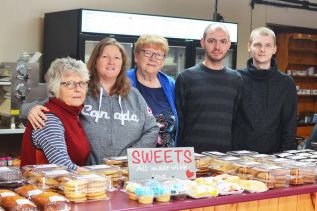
135,187,154,204
125,182,141,201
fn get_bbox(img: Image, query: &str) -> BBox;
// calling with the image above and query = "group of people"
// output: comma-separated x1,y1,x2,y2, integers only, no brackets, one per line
20,23,297,171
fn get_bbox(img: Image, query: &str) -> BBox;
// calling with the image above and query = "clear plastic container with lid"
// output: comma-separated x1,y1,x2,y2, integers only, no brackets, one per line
21,164,66,181
0,166,23,186
103,156,128,167
251,163,290,189
287,162,316,185
28,169,73,190
208,156,240,176
82,164,122,188
232,161,262,179
226,150,258,157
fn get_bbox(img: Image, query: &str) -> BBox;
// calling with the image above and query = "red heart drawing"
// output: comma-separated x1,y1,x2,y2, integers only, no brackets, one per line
186,169,194,179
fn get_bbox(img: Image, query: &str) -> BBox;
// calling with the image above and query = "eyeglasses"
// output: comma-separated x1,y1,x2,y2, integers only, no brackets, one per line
140,50,165,60
60,81,88,89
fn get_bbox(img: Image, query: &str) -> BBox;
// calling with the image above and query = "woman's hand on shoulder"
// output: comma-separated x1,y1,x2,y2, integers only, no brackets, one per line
28,105,49,130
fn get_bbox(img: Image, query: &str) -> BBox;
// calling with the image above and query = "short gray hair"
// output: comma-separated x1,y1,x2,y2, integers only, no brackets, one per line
45,57,89,98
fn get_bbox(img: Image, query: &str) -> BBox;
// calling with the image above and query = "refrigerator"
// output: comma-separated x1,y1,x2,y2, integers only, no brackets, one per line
44,9,238,79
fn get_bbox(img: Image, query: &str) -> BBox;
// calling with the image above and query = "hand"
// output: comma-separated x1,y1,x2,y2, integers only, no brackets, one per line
27,105,49,130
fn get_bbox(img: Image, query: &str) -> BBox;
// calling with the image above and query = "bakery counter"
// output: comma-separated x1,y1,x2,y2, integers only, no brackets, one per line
71,184,317,211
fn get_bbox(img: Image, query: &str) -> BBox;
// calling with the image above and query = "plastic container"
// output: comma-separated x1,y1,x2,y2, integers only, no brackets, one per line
0,166,23,186
251,163,290,189
208,156,240,176
241,154,275,162
21,164,66,181
288,162,316,185
103,156,128,167
82,165,121,188
60,173,112,202
28,169,73,190
232,161,262,179
31,191,70,211
226,150,258,157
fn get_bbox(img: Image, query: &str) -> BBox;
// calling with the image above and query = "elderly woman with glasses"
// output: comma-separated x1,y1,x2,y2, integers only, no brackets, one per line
20,57,90,171
127,34,178,147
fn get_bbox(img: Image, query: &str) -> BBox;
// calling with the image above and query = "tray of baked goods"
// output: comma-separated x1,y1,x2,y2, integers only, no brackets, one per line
124,179,195,204
82,164,125,189
208,155,241,176
59,173,113,202
104,156,128,167
0,186,70,211
0,167,24,187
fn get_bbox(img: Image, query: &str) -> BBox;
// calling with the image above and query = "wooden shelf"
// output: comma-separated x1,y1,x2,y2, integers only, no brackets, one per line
276,33,317,138
298,94,317,97
297,122,316,127
291,75,317,79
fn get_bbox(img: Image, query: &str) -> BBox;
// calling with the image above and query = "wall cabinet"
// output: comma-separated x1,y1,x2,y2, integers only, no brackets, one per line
276,33,317,137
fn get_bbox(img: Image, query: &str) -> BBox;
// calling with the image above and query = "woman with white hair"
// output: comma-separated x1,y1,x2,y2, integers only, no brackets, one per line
20,57,90,171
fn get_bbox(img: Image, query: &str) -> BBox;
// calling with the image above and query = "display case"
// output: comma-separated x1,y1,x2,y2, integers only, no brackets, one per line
44,9,238,78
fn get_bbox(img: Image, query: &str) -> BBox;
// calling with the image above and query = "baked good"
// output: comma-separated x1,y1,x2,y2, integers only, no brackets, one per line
61,178,88,202
0,189,17,202
125,182,141,201
31,191,69,210
0,167,22,183
15,184,43,198
156,194,170,203
135,187,154,204
290,176,304,185
1,195,37,210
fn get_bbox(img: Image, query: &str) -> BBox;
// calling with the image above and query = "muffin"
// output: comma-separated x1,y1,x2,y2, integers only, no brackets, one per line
135,187,154,204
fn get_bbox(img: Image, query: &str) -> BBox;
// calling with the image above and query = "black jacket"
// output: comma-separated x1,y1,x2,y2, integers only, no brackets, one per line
232,58,297,154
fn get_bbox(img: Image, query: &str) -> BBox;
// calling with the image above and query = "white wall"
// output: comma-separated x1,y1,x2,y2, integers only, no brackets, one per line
1,0,316,69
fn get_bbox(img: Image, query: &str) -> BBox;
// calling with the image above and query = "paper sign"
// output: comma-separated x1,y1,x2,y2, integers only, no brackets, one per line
127,147,195,181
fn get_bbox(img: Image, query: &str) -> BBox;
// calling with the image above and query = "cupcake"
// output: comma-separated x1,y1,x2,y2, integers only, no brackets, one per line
153,186,170,203
125,182,141,201
135,187,154,204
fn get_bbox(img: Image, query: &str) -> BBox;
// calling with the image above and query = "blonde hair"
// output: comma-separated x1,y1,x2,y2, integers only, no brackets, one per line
134,34,169,55
249,27,276,45
45,57,89,98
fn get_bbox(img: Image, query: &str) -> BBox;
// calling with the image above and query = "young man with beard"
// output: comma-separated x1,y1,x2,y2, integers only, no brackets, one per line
175,23,242,153
232,27,297,153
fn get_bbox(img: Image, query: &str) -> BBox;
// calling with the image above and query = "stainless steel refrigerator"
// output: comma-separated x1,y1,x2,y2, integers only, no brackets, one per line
44,9,238,79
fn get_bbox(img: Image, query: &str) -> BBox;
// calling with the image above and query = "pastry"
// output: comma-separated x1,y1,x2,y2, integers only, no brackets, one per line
0,189,17,202
31,191,69,210
125,182,141,201
15,184,43,198
289,176,304,185
135,187,154,204
1,195,37,211
61,179,88,202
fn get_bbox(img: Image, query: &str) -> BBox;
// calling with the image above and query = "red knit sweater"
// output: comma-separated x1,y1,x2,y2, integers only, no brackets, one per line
20,98,90,168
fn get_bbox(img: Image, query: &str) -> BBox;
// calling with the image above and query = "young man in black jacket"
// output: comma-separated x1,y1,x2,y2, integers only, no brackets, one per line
232,27,297,153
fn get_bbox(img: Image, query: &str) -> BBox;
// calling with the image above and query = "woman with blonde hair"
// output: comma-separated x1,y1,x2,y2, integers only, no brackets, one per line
128,34,178,147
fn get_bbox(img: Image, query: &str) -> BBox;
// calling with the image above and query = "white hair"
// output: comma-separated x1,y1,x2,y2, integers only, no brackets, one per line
45,57,89,98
